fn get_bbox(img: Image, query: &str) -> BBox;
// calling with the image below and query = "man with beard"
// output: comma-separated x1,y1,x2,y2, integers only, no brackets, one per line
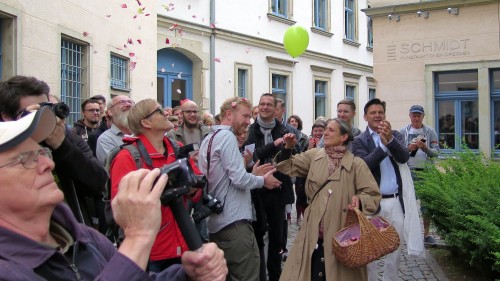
96,95,134,163
173,99,210,242
72,98,101,141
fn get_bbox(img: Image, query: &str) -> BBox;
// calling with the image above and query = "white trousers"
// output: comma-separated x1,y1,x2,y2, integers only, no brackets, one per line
367,197,405,281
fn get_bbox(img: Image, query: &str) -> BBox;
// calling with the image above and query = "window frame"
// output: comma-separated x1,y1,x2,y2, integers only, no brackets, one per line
314,79,328,120
110,53,130,91
313,0,328,31
271,0,289,19
490,68,500,155
270,70,292,121
61,36,88,126
235,63,252,99
434,70,479,152
344,0,357,41
367,15,373,49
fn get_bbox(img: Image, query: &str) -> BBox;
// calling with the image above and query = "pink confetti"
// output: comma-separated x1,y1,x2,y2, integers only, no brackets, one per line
188,4,191,10
137,39,142,44
129,52,135,57
214,58,221,63
116,47,123,50
105,14,111,18
169,24,178,31
133,15,138,19
165,38,170,44
121,4,127,8
245,48,251,53
123,44,127,48
176,89,182,94
83,32,89,37
142,7,146,11
128,38,133,44
210,23,216,29
136,0,142,5
130,61,137,71
192,15,197,18
161,68,166,72
145,13,150,16
178,28,183,34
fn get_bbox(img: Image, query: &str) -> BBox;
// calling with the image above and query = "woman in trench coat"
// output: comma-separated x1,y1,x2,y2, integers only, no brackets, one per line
276,118,381,281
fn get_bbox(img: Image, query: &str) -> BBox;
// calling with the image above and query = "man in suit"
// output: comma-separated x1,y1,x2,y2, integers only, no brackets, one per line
351,98,410,281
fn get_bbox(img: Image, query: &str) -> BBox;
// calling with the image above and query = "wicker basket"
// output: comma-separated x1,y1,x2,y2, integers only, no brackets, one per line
332,208,400,268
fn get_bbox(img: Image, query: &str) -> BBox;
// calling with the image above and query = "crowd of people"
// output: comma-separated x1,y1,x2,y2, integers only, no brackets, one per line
0,74,436,281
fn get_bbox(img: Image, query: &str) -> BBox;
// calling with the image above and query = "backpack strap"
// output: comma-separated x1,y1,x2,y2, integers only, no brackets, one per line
166,136,180,158
122,144,143,169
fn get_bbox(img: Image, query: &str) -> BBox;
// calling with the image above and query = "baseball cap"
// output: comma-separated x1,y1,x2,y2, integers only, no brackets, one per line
409,105,425,114
0,106,57,153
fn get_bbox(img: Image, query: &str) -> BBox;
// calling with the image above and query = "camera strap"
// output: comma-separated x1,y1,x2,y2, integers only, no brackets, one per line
204,129,231,208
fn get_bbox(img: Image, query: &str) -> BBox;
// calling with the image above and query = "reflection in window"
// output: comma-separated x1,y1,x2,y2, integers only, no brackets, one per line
492,69,500,153
367,16,373,48
238,69,248,98
369,88,376,100
314,0,327,30
272,74,287,105
437,71,478,92
271,0,288,18
315,80,326,119
345,0,355,40
346,85,355,100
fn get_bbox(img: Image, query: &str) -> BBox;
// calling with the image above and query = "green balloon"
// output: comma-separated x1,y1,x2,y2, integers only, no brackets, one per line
283,26,309,58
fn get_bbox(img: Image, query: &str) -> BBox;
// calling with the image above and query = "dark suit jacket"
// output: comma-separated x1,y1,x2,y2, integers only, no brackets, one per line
351,127,409,213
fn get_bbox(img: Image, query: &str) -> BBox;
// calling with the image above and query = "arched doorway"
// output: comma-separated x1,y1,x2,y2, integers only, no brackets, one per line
157,48,193,108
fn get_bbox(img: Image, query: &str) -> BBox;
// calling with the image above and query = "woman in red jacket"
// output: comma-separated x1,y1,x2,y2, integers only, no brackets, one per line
110,99,201,272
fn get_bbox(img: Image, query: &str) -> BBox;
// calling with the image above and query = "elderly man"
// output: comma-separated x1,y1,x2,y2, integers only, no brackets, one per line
0,107,227,280
96,95,135,163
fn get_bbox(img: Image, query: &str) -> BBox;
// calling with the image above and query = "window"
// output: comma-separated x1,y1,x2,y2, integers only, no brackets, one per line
435,70,479,151
271,0,289,18
491,69,500,154
0,15,15,80
238,69,248,98
61,38,87,126
367,16,373,49
346,85,355,100
272,74,288,102
314,0,327,30
345,0,356,41
315,80,327,119
111,54,129,90
369,88,376,100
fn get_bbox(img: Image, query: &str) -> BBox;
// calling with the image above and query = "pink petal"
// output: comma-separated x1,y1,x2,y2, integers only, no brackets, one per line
192,15,197,18
133,15,138,19
245,48,251,53
176,89,182,94
214,57,221,63
169,3,174,7
83,32,89,37
165,38,170,44
136,0,142,6
128,38,133,44
137,39,142,44
105,14,112,18
161,67,166,72
188,4,191,10
210,23,216,29
178,28,183,34
171,63,175,68
129,52,135,57
121,4,127,8
123,44,127,48
169,24,178,31
116,47,123,50
130,61,137,71
145,13,150,16
142,7,146,10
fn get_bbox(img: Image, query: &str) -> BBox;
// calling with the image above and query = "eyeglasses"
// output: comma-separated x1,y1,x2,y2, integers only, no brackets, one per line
0,147,53,169
84,109,101,113
110,99,135,109
182,110,199,115
144,106,165,119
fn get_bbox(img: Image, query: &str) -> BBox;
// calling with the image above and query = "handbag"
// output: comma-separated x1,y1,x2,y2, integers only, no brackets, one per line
332,207,400,268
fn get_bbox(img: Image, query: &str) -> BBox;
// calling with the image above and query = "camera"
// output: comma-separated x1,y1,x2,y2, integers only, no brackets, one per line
40,102,70,119
410,137,426,157
158,158,207,205
192,194,223,224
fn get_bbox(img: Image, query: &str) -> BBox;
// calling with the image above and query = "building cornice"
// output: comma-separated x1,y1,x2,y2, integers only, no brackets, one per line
343,72,362,80
363,0,499,17
266,56,296,67
310,65,335,73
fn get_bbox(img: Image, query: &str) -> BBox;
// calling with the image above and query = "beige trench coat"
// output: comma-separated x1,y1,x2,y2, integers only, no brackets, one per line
276,148,381,281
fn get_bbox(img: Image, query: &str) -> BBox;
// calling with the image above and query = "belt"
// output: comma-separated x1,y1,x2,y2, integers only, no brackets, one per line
381,193,399,199
218,219,251,233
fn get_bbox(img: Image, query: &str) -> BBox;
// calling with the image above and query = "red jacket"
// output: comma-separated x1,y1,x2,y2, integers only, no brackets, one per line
110,134,201,261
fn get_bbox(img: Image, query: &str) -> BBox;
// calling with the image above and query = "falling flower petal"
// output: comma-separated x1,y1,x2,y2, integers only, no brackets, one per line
137,39,142,44
176,89,182,94
130,61,137,71
165,38,170,44
136,0,142,5
245,48,251,53
93,50,98,54
137,8,143,14
133,15,138,19
178,28,183,34
116,47,123,50
128,38,133,44
129,52,135,57
142,7,146,11
123,44,127,48
83,31,89,37
145,13,150,16
171,63,175,68
210,23,216,29
138,25,142,30
214,57,221,62
169,24,178,31
188,4,191,10
169,3,174,7
161,67,166,72
121,4,127,8
192,15,197,18
177,72,182,78
106,14,111,18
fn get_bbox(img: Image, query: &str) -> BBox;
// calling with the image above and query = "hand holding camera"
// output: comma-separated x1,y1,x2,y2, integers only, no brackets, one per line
409,137,426,157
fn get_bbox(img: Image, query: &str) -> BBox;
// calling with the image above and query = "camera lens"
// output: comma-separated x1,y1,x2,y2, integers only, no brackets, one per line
53,102,70,119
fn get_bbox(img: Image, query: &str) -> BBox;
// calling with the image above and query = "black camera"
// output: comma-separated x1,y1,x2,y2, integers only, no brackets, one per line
192,194,223,224
158,158,207,205
40,102,70,119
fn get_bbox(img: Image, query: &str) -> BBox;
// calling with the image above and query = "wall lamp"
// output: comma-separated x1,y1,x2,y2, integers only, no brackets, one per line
417,11,429,18
447,7,459,15
388,14,400,21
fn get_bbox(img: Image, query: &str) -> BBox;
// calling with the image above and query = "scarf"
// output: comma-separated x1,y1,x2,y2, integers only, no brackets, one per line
324,145,347,175
256,115,276,145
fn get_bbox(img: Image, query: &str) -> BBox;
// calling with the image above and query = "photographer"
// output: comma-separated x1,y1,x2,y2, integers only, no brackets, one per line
198,97,282,281
0,108,227,281
0,75,107,229
110,99,202,272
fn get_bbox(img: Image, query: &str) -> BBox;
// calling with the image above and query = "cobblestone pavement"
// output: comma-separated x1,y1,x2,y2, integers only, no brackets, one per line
283,204,449,281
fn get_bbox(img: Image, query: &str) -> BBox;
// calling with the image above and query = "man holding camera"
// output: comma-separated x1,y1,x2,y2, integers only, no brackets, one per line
399,105,439,244
198,97,282,281
0,75,107,229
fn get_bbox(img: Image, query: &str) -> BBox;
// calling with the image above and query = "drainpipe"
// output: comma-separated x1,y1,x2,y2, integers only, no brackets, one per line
209,0,216,113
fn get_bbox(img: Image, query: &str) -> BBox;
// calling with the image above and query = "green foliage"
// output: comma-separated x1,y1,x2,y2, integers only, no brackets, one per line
415,148,500,275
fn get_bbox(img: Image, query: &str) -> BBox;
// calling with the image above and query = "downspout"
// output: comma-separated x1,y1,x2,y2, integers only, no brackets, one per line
209,0,216,113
